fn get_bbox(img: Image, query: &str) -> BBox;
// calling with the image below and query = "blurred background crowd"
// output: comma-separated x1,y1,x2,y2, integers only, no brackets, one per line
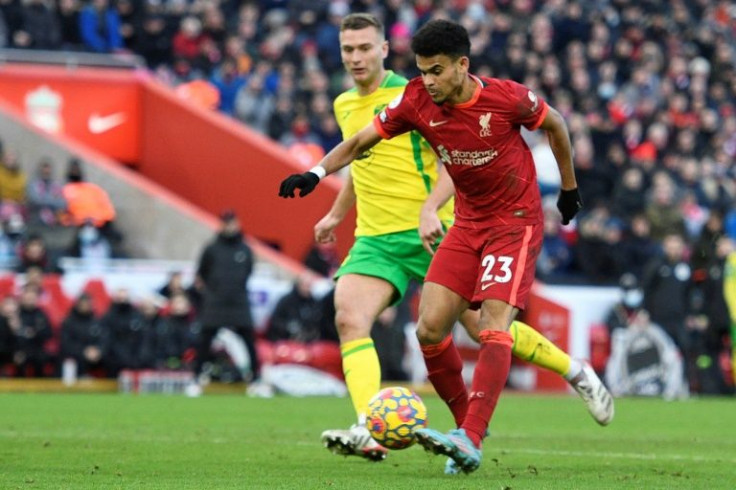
0,0,734,394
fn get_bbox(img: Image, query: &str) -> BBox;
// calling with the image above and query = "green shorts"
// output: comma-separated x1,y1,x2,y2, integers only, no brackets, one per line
334,229,433,304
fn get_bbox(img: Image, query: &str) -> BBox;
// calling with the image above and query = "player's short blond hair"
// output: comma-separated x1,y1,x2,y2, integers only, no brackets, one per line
340,13,385,38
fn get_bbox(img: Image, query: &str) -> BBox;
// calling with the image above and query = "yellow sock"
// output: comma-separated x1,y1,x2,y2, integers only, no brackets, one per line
341,337,381,422
510,321,572,377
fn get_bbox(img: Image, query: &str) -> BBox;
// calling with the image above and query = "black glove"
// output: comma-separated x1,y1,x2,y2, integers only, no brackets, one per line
557,188,582,225
278,172,320,198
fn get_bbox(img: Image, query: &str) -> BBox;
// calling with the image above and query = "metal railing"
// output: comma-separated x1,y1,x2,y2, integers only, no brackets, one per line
0,48,146,70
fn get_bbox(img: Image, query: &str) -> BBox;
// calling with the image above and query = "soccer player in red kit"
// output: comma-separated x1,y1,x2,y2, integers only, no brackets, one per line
279,19,585,474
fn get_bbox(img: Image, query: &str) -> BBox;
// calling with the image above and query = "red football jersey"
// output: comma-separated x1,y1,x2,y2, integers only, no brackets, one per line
374,75,548,229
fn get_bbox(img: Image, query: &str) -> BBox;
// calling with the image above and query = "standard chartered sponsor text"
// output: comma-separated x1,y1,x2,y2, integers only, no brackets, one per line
437,145,499,167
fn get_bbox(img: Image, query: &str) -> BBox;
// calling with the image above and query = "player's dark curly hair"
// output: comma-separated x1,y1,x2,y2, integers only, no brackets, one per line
411,20,470,59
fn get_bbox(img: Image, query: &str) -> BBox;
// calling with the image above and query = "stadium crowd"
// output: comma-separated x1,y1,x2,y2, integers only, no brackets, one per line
0,0,733,393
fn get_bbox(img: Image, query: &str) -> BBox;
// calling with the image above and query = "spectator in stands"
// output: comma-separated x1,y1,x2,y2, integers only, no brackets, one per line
135,13,170,69
13,285,53,376
575,204,625,284
102,288,148,375
62,159,115,227
26,158,67,226
266,273,323,343
59,292,107,377
611,166,647,221
691,210,726,276
645,171,687,241
0,149,27,220
234,72,275,133
0,298,14,372
303,241,339,277
16,234,56,273
280,114,324,168
189,210,259,395
56,0,82,50
267,95,295,141
157,270,201,312
68,220,113,263
605,273,646,335
684,236,734,394
153,292,197,370
618,214,659,280
62,158,122,252
210,58,247,116
135,295,161,369
16,0,60,49
641,233,693,354
20,265,44,300
114,0,138,50
78,0,122,53
172,15,219,75
0,217,20,269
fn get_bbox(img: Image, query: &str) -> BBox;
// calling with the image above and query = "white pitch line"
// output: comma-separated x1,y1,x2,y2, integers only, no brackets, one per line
301,442,736,464
500,447,736,464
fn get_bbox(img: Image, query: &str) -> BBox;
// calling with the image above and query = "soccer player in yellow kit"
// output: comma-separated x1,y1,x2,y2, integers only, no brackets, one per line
316,13,613,464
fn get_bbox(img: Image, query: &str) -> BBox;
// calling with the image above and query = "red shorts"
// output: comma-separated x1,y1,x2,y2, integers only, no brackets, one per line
425,223,542,310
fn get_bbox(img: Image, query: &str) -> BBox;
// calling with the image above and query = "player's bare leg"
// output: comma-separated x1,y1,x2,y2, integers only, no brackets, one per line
320,274,394,461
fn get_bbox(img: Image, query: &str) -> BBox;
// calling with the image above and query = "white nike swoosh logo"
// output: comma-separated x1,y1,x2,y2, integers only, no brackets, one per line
480,282,496,291
429,120,448,127
88,112,126,134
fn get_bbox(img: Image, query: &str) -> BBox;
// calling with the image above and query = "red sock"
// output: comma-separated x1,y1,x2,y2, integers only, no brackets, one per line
421,336,468,427
462,330,513,447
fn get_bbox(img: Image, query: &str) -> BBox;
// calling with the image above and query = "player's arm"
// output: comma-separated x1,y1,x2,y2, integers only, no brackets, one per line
538,106,582,225
314,173,356,243
419,164,454,255
278,124,382,198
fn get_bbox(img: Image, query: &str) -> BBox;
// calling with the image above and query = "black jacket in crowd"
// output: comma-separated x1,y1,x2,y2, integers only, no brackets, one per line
153,313,199,368
0,316,14,362
196,231,254,329
16,305,53,360
60,306,108,361
103,302,150,371
641,255,692,345
266,286,323,343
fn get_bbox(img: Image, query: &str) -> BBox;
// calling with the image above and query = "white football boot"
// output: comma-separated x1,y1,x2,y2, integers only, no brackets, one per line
321,424,388,462
569,361,614,426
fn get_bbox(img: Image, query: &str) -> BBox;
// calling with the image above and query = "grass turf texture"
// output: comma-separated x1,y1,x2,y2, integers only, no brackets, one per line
1,393,734,489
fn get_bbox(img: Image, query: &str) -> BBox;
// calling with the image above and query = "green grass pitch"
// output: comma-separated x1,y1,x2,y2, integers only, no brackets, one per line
1,392,734,489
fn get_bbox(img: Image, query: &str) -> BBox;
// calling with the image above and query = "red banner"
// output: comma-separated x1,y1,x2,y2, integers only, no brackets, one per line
0,65,141,163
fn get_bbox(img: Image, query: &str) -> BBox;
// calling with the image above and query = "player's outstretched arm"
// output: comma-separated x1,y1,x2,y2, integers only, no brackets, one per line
315,173,356,244
419,164,455,255
278,124,382,198
539,106,582,225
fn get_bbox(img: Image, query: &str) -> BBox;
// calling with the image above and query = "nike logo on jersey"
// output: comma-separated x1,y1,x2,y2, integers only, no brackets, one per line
88,112,126,134
480,282,496,291
429,119,448,127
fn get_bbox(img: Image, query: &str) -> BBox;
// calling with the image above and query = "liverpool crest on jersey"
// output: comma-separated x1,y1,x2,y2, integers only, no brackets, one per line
479,112,492,137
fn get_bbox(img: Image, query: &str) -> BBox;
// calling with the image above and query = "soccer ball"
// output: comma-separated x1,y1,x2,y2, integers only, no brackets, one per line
367,386,428,450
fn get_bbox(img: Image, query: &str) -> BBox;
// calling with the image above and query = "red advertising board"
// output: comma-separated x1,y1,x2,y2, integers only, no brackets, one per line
0,65,141,163
517,289,571,391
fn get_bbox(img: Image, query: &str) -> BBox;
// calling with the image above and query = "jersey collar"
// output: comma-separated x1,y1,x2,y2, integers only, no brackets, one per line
378,70,395,88
449,75,483,109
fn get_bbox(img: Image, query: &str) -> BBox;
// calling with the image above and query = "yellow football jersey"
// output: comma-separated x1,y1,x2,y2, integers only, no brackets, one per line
333,71,454,236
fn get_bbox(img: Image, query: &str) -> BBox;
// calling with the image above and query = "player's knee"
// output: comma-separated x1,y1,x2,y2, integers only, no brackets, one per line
415,319,447,345
335,308,372,340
